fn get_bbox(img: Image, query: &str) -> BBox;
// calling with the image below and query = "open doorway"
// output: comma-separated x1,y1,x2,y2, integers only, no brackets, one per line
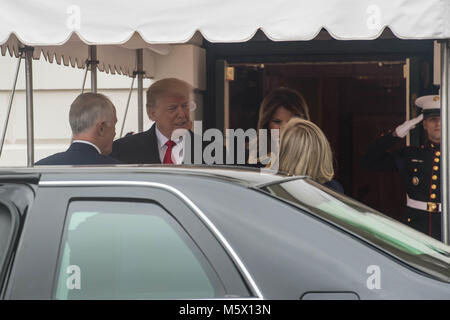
228,61,407,220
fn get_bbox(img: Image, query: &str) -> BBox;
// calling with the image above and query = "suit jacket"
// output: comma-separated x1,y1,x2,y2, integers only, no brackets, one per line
323,179,344,194
110,123,227,165
35,142,121,165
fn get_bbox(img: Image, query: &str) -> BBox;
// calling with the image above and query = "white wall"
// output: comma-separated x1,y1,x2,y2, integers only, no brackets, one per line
154,44,206,90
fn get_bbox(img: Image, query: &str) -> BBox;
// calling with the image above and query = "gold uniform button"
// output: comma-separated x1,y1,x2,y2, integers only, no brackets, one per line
432,175,438,180
407,218,411,222
430,193,437,199
431,203,437,210
433,166,439,171
436,151,441,156
414,168,418,173
432,184,437,190
435,158,440,163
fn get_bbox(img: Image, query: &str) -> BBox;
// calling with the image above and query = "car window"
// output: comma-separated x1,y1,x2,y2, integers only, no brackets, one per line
260,178,450,283
54,201,225,299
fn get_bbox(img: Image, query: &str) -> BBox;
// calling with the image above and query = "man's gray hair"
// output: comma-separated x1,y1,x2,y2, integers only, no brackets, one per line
69,93,114,135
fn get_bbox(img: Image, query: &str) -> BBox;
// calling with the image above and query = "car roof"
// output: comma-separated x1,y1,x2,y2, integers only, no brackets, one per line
0,165,301,188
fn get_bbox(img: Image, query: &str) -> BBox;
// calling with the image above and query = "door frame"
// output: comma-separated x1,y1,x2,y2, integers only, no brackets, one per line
204,37,434,132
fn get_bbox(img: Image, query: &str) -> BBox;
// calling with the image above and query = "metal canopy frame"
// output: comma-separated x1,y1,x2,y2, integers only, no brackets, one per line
3,44,146,166
24,47,34,167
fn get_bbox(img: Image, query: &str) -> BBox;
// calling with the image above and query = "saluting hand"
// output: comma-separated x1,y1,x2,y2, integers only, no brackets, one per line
393,114,423,138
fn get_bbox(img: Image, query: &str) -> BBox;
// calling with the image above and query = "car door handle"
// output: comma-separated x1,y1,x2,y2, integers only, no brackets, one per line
301,292,360,300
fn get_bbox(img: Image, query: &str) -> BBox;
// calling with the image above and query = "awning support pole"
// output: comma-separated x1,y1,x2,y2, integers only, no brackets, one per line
81,60,89,94
120,75,136,138
440,40,449,245
0,51,22,159
89,46,98,93
24,46,35,167
136,49,144,133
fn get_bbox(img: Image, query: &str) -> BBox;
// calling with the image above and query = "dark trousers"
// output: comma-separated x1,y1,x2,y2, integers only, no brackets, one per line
403,207,442,241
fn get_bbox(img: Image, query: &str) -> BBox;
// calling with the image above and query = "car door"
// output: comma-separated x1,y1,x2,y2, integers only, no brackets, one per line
5,179,253,299
0,180,36,299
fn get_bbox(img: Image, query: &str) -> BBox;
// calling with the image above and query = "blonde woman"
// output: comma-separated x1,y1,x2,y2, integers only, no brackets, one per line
279,118,344,193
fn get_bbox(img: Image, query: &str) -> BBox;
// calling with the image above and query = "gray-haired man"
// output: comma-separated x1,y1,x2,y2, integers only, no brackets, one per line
35,92,121,165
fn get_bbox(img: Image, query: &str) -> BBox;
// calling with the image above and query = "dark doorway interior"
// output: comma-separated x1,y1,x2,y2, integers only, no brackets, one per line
228,62,407,220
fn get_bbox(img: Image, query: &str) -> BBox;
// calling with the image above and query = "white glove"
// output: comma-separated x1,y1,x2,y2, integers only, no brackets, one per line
394,114,423,138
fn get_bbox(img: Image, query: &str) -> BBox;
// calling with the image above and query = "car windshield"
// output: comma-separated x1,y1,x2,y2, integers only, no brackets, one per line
259,178,450,283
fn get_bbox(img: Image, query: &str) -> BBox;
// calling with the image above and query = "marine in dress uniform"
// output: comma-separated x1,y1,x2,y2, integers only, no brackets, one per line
360,95,442,240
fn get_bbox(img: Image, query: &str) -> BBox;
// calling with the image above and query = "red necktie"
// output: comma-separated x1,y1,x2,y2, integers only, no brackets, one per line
163,140,176,164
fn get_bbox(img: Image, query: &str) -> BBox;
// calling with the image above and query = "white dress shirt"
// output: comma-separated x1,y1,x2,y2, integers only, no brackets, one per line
72,140,101,154
155,126,186,164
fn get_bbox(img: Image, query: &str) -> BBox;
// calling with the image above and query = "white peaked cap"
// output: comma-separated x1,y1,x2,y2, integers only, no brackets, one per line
415,95,440,110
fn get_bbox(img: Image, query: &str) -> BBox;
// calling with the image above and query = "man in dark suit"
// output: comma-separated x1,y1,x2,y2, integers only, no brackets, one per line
35,93,121,165
111,78,224,165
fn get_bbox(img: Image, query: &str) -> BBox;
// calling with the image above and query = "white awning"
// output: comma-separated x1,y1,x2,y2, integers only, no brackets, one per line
1,0,449,76
1,33,163,78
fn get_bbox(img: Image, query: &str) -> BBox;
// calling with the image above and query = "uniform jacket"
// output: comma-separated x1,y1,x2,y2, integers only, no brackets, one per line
35,142,121,165
360,132,441,204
